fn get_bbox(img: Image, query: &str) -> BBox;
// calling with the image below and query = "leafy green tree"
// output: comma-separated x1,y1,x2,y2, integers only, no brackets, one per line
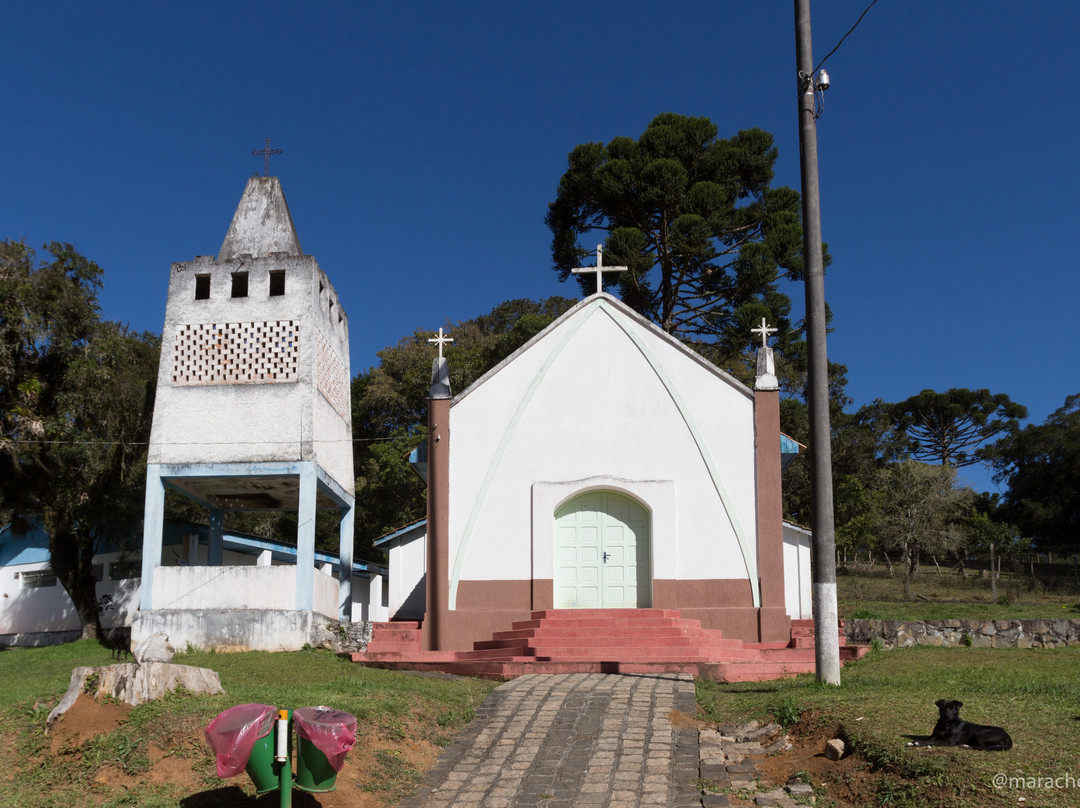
871,461,974,599
546,113,823,369
0,240,159,638
963,508,1028,602
986,394,1080,548
781,396,907,548
352,297,577,554
888,388,1027,467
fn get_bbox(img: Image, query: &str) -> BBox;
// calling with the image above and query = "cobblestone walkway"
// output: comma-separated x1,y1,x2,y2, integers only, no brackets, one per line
397,672,701,808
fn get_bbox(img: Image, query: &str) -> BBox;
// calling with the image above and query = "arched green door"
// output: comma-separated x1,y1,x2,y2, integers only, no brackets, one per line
554,491,651,608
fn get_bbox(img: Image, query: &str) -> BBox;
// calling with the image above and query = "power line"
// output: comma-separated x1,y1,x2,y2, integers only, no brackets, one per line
5,436,407,448
814,0,881,75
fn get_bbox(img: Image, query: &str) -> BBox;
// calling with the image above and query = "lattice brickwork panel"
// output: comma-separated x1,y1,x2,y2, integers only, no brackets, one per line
317,333,350,419
172,321,300,385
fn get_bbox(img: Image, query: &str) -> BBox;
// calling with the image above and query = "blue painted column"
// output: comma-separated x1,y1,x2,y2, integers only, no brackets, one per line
296,464,317,610
208,508,224,566
139,466,165,611
338,504,355,622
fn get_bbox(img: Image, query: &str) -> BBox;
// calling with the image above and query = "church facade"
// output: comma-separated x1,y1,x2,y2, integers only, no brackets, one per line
417,294,807,651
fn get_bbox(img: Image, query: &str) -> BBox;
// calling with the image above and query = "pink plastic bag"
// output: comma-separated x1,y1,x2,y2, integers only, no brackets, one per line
204,703,278,778
293,706,357,772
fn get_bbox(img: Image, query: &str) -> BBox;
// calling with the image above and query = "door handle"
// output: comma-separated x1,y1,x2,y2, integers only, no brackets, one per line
602,552,611,563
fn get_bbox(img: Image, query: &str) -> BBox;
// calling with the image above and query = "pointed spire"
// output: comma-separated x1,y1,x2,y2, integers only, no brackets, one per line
217,176,303,261
753,317,779,392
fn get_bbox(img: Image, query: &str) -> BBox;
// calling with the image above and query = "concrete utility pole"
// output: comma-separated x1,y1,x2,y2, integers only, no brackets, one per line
794,0,841,685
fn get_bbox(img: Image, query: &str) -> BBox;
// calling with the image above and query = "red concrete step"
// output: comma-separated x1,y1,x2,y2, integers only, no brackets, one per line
509,617,700,631
529,608,686,619
364,621,423,655
479,634,730,651
490,625,721,641
352,608,871,684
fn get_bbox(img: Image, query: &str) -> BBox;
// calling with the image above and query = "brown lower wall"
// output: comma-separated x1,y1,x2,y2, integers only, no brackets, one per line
440,609,536,650
443,577,773,648
652,578,753,608
456,579,533,610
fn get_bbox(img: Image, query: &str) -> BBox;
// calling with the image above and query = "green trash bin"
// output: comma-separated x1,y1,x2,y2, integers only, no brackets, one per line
245,713,291,794
205,703,281,792
294,736,337,792
293,707,357,793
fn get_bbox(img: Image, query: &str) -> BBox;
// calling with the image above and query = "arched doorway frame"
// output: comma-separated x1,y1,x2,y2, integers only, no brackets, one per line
553,488,651,608
530,476,676,610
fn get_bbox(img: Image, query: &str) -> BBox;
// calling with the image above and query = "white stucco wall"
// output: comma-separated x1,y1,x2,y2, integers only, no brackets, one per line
381,527,427,620
1,542,382,640
446,297,758,605
151,564,338,618
782,523,813,619
0,560,141,636
148,254,353,496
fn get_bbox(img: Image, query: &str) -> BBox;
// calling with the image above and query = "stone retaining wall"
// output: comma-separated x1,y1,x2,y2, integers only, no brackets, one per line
846,618,1080,649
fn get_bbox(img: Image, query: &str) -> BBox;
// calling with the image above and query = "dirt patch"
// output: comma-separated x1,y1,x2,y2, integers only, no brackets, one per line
668,708,706,729
750,718,883,807
43,694,443,807
49,694,131,754
744,714,962,808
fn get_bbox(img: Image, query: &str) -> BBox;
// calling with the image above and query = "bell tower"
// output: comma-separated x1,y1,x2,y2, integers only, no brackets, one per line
137,175,355,637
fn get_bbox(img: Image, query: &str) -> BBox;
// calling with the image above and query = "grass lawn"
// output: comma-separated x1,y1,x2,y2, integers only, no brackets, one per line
698,645,1080,807
837,566,1080,620
3,635,1078,807
0,641,496,807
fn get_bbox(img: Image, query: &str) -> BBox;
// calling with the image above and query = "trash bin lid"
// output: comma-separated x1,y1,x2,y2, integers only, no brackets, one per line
294,706,357,772
205,703,278,778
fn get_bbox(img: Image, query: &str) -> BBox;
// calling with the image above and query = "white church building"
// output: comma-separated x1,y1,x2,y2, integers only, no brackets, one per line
3,173,815,663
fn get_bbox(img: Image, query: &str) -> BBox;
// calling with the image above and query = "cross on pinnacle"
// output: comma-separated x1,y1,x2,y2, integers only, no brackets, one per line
571,245,628,295
752,317,777,348
428,327,453,359
252,137,283,176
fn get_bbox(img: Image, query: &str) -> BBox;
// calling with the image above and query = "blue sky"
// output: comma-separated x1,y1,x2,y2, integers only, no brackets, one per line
4,2,1077,494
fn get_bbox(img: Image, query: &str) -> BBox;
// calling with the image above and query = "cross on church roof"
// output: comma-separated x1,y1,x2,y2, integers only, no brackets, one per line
752,317,777,348
252,137,283,177
571,245,628,295
428,327,454,359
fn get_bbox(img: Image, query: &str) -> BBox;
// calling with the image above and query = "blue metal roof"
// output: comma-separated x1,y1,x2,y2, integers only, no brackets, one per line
373,518,427,548
780,433,804,471
2,520,386,577
0,522,52,567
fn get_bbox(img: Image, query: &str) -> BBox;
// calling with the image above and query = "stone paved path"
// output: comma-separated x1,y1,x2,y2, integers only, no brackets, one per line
397,672,702,808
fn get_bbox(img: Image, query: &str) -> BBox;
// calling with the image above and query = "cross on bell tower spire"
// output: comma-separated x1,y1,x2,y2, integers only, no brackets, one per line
252,137,284,177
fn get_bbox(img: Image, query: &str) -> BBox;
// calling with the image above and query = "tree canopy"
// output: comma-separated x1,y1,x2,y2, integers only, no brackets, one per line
869,460,975,599
0,240,159,637
546,113,822,368
888,387,1027,467
352,297,577,554
986,394,1080,548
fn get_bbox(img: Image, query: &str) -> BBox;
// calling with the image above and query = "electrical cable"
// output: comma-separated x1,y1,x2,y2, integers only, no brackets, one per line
813,0,881,75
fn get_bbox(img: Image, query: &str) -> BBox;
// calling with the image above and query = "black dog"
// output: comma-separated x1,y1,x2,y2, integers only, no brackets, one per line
104,628,131,662
907,699,1012,751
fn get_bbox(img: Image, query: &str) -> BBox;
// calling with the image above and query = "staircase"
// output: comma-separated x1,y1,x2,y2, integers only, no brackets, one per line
352,609,868,682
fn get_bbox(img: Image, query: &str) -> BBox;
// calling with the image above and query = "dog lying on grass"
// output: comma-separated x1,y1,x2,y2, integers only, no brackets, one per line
907,699,1012,751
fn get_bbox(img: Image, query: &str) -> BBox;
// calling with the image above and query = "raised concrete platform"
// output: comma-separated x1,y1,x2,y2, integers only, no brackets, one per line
351,609,868,682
